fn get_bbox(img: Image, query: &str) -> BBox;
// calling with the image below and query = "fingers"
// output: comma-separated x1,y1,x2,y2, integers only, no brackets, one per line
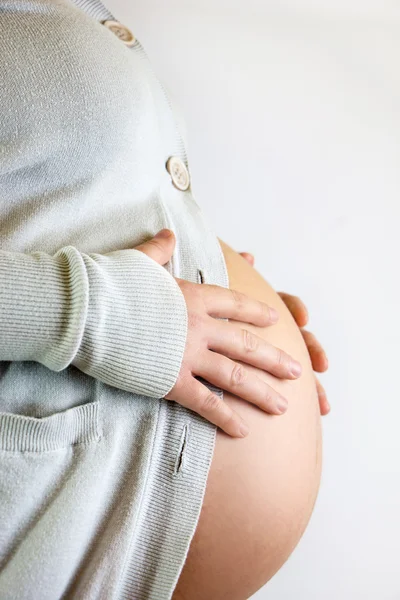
208,320,302,379
134,229,176,265
278,292,309,328
167,375,250,438
301,329,328,372
203,284,279,327
195,351,289,416
277,293,329,373
315,376,330,415
239,252,255,266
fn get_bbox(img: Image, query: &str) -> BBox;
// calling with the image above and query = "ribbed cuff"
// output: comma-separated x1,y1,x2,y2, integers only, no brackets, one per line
0,247,89,369
0,247,188,400
72,248,188,398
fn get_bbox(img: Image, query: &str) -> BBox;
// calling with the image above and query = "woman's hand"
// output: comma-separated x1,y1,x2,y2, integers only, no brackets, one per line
135,229,304,438
239,251,330,416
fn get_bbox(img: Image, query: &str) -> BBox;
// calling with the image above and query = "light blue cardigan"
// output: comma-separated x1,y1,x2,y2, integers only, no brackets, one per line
0,0,229,598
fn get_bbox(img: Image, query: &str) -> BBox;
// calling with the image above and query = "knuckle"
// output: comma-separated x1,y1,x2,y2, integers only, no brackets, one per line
275,348,288,369
261,302,270,319
201,391,220,412
230,362,247,387
264,387,275,406
230,287,244,311
148,238,164,253
242,328,258,352
188,309,206,331
309,331,318,345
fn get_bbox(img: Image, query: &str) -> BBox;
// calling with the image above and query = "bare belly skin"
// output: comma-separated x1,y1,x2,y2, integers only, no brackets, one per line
172,238,323,600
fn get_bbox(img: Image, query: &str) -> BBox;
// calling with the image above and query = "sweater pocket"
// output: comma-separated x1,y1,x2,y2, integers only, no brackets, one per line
0,398,104,594
0,400,102,453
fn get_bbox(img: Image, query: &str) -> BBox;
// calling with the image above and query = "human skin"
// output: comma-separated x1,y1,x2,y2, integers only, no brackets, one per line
137,229,330,428
171,238,323,600
238,251,330,416
137,230,308,436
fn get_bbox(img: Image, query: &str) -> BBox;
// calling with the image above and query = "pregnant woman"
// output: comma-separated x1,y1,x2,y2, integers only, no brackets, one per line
0,1,328,599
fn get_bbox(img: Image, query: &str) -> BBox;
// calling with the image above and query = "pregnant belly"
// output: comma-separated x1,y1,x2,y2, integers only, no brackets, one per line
173,239,323,599
218,237,320,413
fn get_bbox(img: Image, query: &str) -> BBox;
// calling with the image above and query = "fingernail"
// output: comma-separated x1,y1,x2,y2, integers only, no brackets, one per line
239,422,249,437
290,360,302,377
277,397,288,413
155,228,172,238
269,307,279,322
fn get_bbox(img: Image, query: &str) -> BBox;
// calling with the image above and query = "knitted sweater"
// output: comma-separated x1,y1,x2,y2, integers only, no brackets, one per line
0,1,229,598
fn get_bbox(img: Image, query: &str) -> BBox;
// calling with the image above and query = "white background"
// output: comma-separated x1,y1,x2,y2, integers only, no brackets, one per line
110,1,400,598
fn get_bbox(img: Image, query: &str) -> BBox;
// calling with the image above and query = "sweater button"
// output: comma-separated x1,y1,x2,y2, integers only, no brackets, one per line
102,20,136,47
166,156,191,191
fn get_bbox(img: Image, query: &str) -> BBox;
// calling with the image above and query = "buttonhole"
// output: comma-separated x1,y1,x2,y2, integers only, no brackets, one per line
174,423,190,475
197,269,205,284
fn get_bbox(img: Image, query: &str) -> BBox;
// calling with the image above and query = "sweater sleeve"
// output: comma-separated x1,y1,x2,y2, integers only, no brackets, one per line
0,246,188,398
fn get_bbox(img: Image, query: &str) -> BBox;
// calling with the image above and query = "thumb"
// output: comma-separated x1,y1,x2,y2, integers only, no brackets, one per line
134,229,176,265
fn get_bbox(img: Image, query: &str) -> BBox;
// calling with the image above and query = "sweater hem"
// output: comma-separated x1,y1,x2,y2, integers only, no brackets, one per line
115,393,219,600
